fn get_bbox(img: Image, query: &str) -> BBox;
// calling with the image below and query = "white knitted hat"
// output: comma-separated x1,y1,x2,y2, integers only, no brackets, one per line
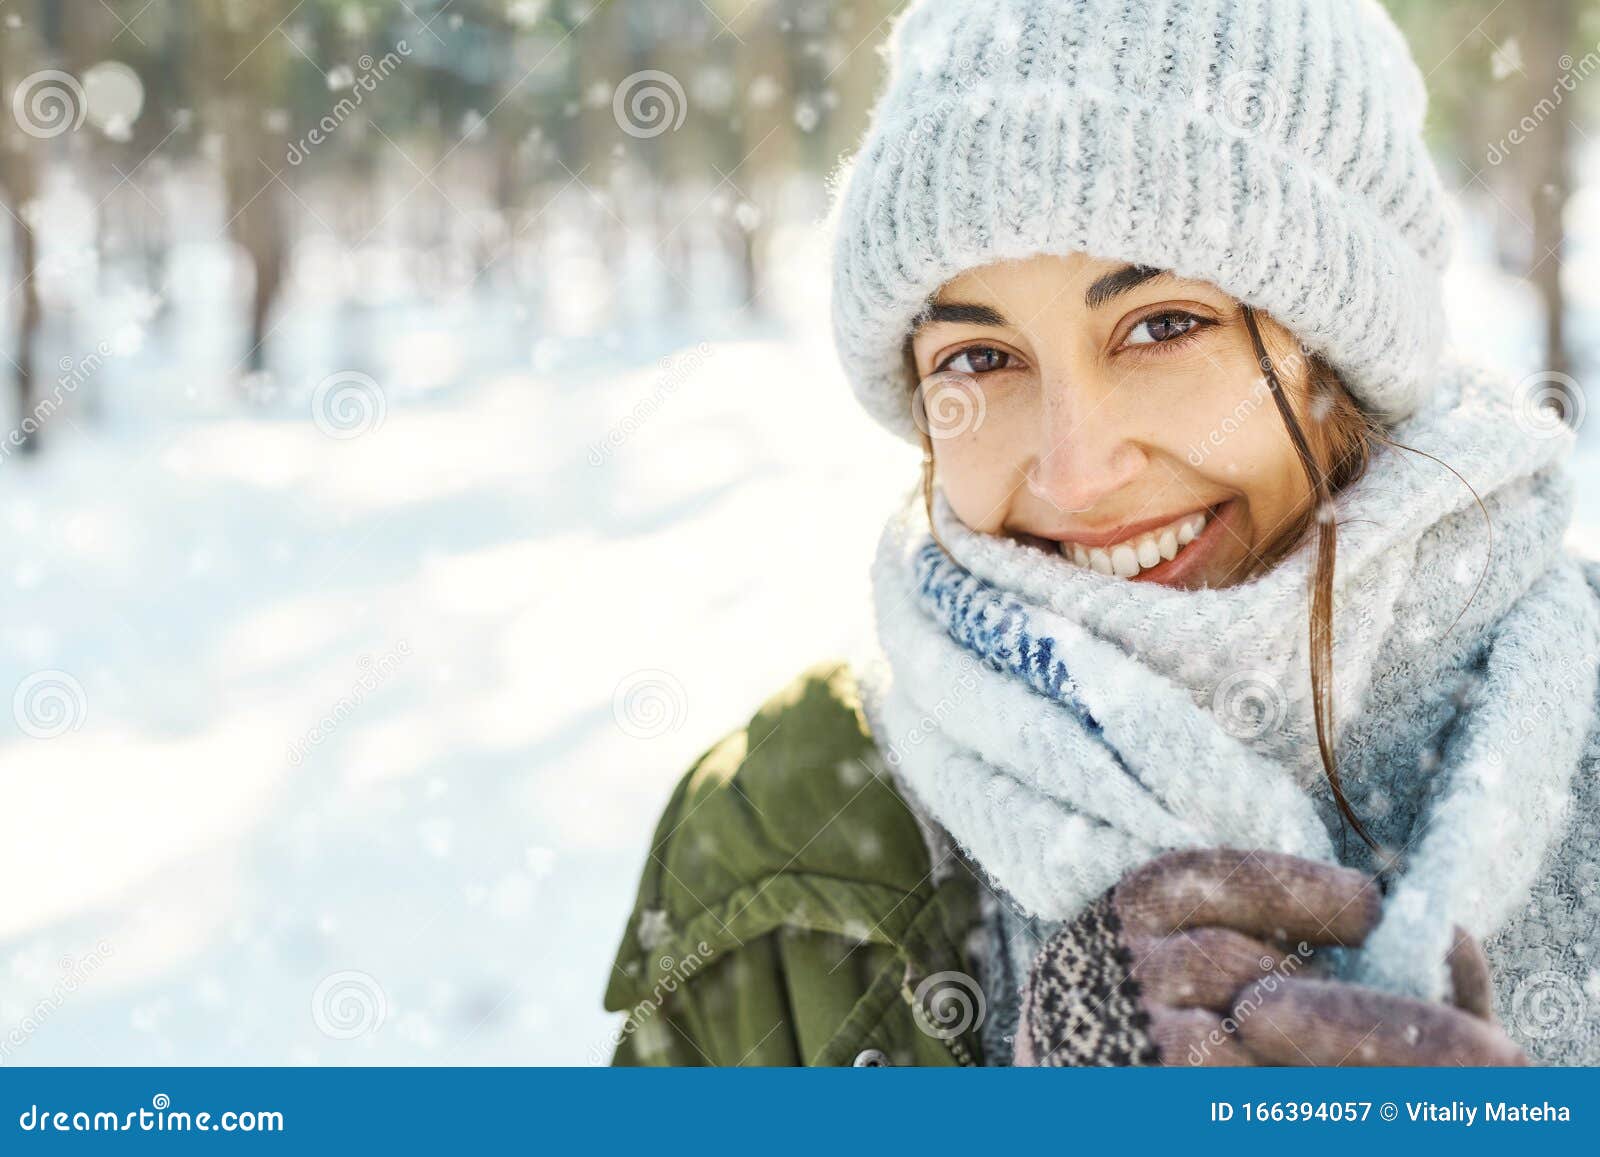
829,0,1454,443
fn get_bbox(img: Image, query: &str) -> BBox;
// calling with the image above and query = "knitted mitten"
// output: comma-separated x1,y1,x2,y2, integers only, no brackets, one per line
1012,848,1524,1066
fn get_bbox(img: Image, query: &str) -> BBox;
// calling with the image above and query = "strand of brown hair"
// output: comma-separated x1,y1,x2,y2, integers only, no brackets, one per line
1241,305,1381,855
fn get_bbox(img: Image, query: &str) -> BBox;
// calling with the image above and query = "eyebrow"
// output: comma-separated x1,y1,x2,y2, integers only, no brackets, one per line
907,300,1010,335
905,263,1174,347
1083,263,1169,308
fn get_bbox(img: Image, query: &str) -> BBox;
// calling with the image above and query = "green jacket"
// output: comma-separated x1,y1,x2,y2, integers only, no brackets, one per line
603,661,988,1066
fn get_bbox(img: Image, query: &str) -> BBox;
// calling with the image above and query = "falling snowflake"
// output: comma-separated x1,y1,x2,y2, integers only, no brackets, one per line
636,908,672,950
1490,38,1523,80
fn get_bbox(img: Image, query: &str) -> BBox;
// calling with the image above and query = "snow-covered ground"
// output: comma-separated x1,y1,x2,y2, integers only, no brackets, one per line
1,181,1597,1065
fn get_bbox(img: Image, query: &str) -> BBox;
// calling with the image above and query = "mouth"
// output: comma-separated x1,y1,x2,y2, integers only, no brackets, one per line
1020,499,1240,586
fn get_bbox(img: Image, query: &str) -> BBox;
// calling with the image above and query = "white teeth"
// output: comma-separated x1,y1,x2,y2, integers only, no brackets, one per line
1060,509,1212,579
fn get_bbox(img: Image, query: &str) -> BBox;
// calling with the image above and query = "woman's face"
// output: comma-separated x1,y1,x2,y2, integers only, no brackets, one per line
908,253,1316,589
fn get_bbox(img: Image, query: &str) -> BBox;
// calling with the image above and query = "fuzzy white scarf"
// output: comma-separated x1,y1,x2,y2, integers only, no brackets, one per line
859,358,1600,1002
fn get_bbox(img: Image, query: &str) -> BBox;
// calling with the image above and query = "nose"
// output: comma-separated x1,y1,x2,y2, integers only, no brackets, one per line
1023,381,1148,513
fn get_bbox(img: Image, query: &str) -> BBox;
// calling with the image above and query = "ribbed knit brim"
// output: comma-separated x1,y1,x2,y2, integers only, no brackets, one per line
829,0,1453,444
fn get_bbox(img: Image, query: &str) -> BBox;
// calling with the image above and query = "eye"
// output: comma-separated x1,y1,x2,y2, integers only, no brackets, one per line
936,345,1013,374
1124,311,1207,347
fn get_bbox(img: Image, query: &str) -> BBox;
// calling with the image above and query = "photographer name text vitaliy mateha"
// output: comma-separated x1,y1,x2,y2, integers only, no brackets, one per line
1409,1102,1572,1125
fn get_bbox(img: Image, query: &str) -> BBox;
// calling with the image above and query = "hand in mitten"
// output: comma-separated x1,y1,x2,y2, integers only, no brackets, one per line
1230,924,1526,1066
1012,847,1528,1066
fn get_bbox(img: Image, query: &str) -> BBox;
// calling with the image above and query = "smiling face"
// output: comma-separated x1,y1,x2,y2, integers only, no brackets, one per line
907,252,1338,589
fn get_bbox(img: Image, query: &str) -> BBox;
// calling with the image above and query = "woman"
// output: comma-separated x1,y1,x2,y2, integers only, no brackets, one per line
604,0,1600,1066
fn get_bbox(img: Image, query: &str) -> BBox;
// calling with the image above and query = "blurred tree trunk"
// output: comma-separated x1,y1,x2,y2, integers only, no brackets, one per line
728,6,797,314
7,152,41,455
1524,0,1576,378
576,0,626,301
0,33,45,454
197,0,288,379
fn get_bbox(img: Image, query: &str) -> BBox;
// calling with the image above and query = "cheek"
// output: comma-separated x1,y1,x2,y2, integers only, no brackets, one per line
1170,361,1309,524
1189,394,1308,527
930,417,1028,533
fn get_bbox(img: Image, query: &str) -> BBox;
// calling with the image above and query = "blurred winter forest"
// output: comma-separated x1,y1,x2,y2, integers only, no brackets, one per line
0,0,1598,1065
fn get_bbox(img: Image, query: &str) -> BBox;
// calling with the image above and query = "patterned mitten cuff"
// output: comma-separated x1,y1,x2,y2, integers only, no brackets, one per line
1013,892,1161,1066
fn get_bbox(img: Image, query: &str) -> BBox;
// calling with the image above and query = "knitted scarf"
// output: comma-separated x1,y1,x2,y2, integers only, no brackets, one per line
858,357,1600,1003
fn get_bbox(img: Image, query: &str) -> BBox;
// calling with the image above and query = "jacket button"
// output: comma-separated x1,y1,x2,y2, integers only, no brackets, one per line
852,1048,892,1067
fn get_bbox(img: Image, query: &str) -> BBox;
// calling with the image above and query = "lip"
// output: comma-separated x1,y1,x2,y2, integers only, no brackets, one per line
1022,504,1218,551
1129,498,1240,586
